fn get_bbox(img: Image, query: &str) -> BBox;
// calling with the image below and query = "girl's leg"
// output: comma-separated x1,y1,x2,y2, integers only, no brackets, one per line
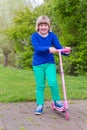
33,65,45,105
45,64,60,101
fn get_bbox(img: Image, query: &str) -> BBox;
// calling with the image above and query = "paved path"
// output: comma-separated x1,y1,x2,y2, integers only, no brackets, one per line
0,100,87,130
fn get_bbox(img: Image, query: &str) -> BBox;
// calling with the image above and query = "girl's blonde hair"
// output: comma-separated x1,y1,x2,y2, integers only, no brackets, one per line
35,15,51,31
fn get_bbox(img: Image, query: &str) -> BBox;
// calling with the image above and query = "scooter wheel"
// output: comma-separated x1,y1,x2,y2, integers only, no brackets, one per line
66,110,70,120
52,106,55,111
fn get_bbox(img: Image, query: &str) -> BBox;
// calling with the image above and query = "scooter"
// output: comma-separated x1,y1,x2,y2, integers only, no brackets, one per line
52,48,70,120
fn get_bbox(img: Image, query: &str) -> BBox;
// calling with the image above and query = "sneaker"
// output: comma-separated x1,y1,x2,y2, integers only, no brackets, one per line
54,101,63,108
34,105,43,115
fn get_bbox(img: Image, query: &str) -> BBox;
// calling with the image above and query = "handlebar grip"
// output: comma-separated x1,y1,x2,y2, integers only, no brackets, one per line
56,48,71,53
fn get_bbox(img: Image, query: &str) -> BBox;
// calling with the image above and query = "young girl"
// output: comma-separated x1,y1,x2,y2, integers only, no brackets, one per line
31,15,71,115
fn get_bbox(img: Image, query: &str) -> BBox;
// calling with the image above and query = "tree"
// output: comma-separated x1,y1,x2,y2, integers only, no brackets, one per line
0,0,31,67
7,7,35,68
53,0,87,75
0,33,13,66
0,0,25,29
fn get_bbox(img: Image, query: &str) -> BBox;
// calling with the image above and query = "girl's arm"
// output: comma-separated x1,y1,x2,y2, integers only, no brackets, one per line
31,34,49,52
50,32,71,55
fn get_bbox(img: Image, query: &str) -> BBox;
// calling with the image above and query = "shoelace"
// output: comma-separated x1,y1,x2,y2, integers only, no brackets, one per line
56,101,62,105
55,101,63,108
36,105,43,111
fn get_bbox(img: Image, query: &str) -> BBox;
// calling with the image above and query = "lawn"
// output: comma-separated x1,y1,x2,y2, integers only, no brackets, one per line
0,65,87,102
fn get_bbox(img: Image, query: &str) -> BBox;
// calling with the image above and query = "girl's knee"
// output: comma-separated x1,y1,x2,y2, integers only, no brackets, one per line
48,81,58,87
36,85,45,91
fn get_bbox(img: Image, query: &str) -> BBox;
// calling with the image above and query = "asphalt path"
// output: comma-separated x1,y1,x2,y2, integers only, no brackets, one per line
0,100,87,130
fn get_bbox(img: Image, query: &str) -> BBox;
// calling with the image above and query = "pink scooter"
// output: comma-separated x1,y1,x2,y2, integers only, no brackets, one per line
52,48,70,120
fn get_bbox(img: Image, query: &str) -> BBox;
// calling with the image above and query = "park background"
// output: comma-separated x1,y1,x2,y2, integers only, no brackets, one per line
0,0,87,102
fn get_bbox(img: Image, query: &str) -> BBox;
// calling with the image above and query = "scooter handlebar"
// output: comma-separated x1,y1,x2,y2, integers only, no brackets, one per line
56,48,71,53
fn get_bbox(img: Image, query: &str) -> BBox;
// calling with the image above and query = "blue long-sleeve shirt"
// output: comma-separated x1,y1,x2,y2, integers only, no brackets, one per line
31,31,63,66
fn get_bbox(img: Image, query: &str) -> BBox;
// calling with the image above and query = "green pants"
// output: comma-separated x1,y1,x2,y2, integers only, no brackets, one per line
33,63,60,105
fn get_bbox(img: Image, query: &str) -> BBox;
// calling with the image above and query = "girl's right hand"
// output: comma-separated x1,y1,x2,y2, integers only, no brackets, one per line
49,47,57,53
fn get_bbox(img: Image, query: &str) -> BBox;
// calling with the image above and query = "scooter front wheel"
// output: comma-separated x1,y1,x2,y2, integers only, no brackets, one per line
66,110,70,120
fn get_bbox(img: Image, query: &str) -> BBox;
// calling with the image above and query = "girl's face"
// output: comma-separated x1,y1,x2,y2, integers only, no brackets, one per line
38,23,49,36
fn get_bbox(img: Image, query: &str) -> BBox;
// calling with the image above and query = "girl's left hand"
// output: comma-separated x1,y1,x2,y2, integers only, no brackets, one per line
64,47,71,54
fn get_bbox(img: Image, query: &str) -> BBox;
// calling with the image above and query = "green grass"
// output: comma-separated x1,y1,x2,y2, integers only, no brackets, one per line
0,65,87,102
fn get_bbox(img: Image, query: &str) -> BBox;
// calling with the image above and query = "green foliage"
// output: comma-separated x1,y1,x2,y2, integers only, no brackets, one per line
8,7,35,51
7,7,35,68
53,0,87,75
17,46,33,69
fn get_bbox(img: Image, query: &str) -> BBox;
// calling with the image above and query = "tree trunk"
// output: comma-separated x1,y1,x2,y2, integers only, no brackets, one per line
3,54,8,67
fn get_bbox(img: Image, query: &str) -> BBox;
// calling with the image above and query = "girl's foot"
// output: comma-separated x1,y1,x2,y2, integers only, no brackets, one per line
34,105,43,115
54,101,63,108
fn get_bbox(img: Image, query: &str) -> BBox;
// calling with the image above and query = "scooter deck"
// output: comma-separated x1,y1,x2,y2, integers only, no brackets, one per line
52,102,70,120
